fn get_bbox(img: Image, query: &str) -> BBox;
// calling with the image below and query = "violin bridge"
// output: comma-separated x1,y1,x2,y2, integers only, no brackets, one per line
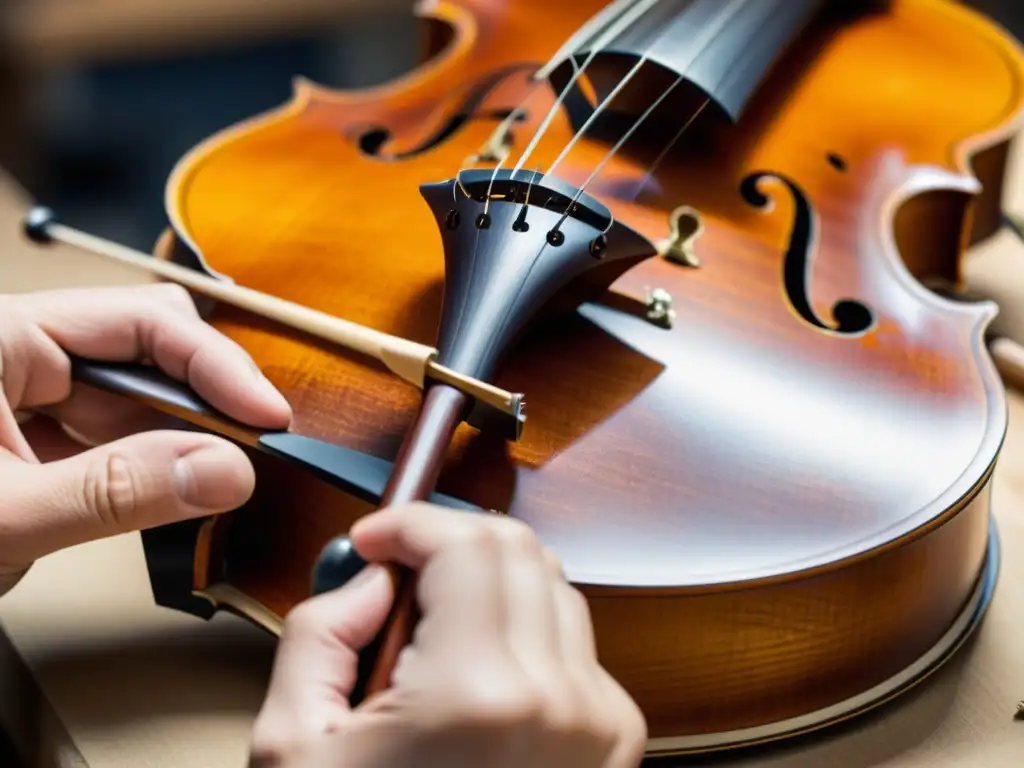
658,205,704,268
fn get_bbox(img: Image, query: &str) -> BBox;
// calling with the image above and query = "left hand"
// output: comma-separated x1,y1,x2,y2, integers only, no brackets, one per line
0,283,292,595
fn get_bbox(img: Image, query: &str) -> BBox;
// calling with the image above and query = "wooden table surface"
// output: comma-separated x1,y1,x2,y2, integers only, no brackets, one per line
1,142,1024,767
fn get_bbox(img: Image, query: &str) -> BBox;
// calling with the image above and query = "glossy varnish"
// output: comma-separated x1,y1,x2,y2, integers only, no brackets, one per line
135,0,1024,753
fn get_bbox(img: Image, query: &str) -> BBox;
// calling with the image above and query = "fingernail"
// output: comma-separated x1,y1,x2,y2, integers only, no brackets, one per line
173,443,252,510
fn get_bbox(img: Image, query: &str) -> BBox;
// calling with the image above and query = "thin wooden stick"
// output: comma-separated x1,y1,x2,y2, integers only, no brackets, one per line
22,207,522,420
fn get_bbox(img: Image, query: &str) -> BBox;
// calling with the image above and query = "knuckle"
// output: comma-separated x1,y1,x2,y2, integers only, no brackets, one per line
491,516,541,554
446,664,589,736
618,698,649,758
538,690,586,737
84,451,139,530
628,698,649,744
564,583,592,619
591,677,647,756
541,545,567,578
451,674,547,730
587,705,627,753
440,515,499,553
0,305,57,407
387,500,437,522
150,283,197,314
280,599,327,642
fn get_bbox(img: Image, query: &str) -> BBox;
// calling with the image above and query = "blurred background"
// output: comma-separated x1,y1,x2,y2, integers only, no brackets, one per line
0,0,420,251
0,0,1022,253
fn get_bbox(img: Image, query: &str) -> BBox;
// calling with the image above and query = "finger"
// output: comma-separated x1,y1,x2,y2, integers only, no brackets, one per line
497,524,562,691
351,503,512,571
0,430,255,562
0,348,36,462
550,582,603,719
600,672,649,768
541,545,567,580
409,533,510,664
351,505,510,660
553,580,598,661
0,394,36,462
551,581,647,768
11,285,291,429
256,564,394,738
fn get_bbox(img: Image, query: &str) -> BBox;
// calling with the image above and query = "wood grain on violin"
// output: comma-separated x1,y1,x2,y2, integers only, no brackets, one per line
29,0,1024,758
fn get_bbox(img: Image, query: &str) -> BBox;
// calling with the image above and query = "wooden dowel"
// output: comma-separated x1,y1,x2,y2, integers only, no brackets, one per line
22,207,522,420
49,218,434,383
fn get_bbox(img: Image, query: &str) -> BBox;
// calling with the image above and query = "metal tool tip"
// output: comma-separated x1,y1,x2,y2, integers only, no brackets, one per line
24,206,56,244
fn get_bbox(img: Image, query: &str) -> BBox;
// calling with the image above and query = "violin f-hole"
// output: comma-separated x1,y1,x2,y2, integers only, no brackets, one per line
353,63,537,161
740,171,874,336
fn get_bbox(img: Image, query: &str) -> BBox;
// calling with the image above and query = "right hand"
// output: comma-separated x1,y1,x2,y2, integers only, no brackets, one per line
249,503,647,768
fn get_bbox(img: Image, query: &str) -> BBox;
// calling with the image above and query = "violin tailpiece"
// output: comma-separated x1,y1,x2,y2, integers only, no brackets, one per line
420,168,659,383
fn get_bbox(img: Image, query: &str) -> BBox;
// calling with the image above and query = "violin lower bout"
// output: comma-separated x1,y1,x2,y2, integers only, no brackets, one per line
589,471,994,754
151,445,996,756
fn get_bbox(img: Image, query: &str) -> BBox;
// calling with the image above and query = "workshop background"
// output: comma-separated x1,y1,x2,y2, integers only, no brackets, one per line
1,0,1022,253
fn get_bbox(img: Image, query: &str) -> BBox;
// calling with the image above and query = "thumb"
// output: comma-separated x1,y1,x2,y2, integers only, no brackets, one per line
2,429,255,561
254,564,394,742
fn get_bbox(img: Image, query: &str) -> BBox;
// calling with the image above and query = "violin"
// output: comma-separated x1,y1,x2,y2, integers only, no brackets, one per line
18,0,1024,759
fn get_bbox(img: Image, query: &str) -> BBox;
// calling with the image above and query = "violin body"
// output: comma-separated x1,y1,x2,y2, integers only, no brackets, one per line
115,0,1024,756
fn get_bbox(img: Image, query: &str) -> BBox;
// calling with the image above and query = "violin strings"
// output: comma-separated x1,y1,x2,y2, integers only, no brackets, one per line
457,56,581,203
533,0,646,82
542,53,657,179
555,86,708,235
462,0,655,204
626,96,711,203
465,0,742,240
624,0,788,203
509,0,661,178
549,0,748,232
547,0,744,179
455,0,648,200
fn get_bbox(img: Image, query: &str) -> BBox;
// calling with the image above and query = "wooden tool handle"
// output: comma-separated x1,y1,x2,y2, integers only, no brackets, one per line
317,384,471,704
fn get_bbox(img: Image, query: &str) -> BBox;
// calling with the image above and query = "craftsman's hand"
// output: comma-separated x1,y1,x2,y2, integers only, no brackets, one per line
0,284,292,595
250,503,647,768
